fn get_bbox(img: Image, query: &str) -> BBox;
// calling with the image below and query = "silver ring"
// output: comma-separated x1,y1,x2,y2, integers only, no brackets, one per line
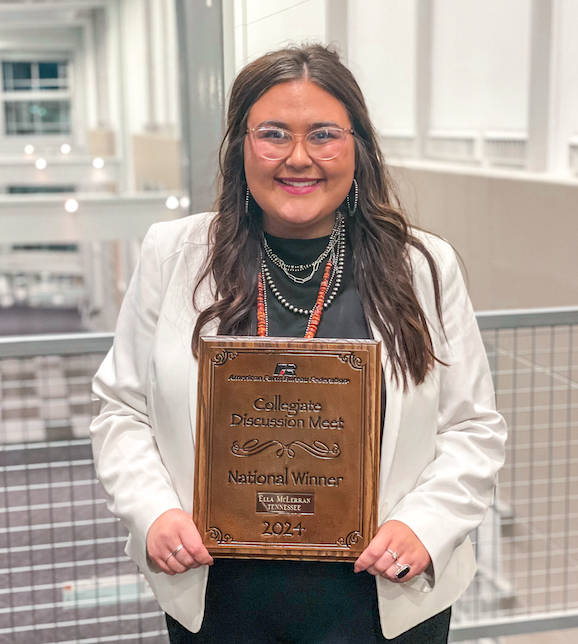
386,549,398,561
165,543,184,563
395,562,411,579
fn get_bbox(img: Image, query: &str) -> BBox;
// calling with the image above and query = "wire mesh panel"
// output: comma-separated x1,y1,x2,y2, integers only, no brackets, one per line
452,321,578,636
1,319,577,641
0,350,168,644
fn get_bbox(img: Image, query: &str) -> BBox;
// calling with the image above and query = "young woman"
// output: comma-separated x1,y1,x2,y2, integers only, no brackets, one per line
91,44,506,643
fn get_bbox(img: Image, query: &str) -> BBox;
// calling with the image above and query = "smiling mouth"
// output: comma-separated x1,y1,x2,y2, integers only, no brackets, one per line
277,179,321,187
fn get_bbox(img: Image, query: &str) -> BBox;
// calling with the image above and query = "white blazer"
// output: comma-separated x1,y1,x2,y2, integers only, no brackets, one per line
91,212,506,638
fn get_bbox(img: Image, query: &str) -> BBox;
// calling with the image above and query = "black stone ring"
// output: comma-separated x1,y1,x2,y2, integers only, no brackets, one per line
395,563,411,579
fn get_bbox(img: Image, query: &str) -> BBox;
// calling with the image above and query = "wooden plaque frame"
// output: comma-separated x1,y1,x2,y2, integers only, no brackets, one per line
193,337,381,561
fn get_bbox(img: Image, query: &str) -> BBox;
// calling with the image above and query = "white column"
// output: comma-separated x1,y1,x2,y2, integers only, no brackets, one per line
158,0,173,131
143,0,158,131
114,0,135,191
175,0,225,213
165,0,181,133
546,0,575,174
93,7,111,128
527,0,554,172
326,0,348,64
81,241,119,332
222,0,236,97
82,17,99,133
233,0,248,71
415,0,433,159
104,0,122,155
150,0,178,133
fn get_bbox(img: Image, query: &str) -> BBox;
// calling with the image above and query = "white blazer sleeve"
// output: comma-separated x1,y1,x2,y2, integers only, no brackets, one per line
90,223,182,550
387,241,507,581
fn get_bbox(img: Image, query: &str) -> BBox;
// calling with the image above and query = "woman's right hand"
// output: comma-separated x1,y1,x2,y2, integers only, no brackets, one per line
146,509,214,575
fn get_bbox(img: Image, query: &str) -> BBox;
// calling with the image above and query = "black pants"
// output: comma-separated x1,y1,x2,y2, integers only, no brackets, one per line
165,559,451,644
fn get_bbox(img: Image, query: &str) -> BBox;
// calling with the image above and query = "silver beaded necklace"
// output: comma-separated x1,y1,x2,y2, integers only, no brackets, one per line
260,218,346,316
261,214,344,284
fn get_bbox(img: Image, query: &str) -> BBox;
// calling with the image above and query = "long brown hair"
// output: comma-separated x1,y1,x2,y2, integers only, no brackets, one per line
192,44,444,389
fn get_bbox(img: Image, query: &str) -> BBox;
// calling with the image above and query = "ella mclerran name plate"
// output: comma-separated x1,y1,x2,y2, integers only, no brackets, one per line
194,337,381,561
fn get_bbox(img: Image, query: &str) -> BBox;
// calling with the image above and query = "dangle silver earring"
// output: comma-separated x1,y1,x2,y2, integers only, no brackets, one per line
346,178,359,216
245,185,251,214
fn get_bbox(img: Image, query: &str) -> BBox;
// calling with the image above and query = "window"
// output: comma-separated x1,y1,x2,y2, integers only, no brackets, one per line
4,100,71,135
8,186,76,194
1,60,71,136
11,244,78,252
2,61,69,92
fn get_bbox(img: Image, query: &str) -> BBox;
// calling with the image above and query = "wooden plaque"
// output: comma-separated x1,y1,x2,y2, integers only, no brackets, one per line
194,337,381,561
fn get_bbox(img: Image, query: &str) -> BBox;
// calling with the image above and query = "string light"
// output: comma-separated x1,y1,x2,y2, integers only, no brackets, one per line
165,196,179,210
64,199,79,213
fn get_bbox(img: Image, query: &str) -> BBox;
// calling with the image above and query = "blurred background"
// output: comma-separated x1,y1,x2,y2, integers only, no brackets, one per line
0,1,576,643
1,0,577,335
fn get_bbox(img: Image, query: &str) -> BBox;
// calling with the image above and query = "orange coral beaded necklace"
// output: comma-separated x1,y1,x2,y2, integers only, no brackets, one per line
257,259,333,338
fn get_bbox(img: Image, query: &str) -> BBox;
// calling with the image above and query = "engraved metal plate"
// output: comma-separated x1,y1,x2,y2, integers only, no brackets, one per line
256,492,315,515
193,337,381,561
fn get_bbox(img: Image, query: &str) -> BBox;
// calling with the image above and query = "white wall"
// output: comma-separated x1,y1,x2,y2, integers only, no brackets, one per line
232,0,327,74
348,0,416,135
391,162,578,310
430,0,531,134
347,0,533,137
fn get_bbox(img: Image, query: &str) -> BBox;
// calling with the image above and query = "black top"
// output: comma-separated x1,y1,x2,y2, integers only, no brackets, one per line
262,231,386,431
263,232,371,340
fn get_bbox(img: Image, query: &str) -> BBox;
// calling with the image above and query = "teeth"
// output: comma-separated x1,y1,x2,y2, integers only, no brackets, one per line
280,179,319,187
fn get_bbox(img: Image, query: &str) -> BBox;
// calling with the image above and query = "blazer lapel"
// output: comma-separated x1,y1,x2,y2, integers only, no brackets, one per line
187,277,219,450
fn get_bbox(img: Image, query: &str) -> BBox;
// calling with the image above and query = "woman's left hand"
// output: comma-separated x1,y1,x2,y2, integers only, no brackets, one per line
354,520,431,583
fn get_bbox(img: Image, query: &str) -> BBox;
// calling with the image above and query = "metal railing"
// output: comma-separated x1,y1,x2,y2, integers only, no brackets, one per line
451,306,578,641
0,332,166,644
1,307,578,642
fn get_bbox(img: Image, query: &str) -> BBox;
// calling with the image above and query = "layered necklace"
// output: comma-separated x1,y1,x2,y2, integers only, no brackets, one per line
257,214,346,338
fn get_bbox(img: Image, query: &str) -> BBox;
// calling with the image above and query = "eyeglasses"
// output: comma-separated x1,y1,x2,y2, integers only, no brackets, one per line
247,126,353,161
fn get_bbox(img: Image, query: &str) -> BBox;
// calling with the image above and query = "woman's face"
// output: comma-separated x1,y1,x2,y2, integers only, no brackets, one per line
244,80,355,239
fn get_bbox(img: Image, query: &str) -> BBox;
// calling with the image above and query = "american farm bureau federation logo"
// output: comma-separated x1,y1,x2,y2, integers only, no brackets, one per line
227,361,349,384
274,363,297,376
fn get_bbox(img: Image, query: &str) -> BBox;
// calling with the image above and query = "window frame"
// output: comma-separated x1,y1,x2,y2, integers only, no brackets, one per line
0,51,74,144
2,60,69,93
